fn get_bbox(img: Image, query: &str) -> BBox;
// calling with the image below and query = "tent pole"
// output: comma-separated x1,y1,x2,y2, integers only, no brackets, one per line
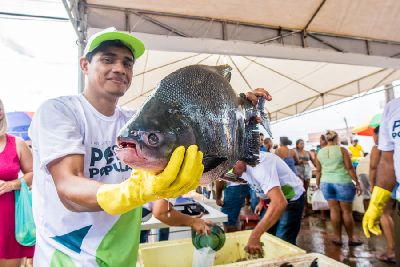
62,0,85,93
78,44,84,93
385,84,395,103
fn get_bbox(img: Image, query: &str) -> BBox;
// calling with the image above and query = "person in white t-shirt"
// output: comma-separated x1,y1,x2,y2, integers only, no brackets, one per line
28,28,209,267
363,97,400,263
232,152,305,255
29,27,272,266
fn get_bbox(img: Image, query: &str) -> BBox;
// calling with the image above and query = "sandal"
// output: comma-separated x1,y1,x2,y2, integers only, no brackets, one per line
331,239,343,246
348,240,363,246
376,253,396,264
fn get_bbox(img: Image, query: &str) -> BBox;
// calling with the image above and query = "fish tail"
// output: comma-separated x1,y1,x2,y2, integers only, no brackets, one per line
239,93,261,166
240,95,273,166
257,97,273,137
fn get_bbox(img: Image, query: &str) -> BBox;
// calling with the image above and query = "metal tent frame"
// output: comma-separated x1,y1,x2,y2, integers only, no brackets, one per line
62,0,400,121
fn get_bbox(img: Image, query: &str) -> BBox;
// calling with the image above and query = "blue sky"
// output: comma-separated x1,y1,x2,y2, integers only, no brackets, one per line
1,0,399,152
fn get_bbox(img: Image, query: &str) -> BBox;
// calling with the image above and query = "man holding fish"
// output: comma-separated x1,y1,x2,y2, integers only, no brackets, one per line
29,27,271,266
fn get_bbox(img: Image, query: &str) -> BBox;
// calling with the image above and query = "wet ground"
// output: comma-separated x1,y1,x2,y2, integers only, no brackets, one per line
296,214,394,267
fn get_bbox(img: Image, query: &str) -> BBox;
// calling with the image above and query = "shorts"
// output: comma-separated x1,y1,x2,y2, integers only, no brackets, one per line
320,182,355,203
392,183,399,200
221,184,249,226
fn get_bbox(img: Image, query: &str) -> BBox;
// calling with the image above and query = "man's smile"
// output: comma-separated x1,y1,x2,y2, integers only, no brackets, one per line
107,76,127,85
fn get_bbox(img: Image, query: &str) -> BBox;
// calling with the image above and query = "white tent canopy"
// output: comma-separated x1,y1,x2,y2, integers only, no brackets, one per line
63,0,400,121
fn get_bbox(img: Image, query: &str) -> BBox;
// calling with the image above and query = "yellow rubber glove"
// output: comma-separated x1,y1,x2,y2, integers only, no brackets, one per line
362,186,391,238
97,145,204,215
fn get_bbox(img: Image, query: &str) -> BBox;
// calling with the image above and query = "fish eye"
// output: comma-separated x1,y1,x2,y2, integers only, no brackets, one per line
147,133,160,146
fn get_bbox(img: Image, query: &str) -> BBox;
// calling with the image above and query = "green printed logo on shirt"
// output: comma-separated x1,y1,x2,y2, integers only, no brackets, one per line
96,207,142,267
50,250,76,267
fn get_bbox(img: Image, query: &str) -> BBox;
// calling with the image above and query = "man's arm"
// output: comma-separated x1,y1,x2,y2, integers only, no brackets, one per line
215,180,225,206
152,199,212,234
315,157,322,188
246,187,287,254
363,150,395,238
369,146,380,189
308,151,316,167
376,151,396,191
291,149,301,165
49,145,204,215
48,154,103,212
363,101,396,238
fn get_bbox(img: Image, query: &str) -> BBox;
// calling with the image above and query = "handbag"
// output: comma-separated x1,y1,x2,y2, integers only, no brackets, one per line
14,177,36,246
311,189,329,210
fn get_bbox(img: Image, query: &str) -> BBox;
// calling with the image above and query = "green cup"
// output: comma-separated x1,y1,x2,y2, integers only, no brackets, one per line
192,224,225,251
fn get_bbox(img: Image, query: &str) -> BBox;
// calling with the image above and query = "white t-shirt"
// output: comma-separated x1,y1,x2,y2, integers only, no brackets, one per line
378,97,400,200
241,152,305,201
29,95,141,267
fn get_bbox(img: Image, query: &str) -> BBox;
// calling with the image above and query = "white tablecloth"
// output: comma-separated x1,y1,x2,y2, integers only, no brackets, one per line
141,201,227,231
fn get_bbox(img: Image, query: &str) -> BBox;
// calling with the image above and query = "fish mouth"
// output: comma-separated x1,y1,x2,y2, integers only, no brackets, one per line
115,138,146,165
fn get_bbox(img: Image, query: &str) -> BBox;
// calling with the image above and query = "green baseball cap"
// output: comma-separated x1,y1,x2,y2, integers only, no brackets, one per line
84,27,145,59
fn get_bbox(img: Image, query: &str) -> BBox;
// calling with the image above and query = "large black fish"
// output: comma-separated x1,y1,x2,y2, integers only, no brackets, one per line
115,64,271,184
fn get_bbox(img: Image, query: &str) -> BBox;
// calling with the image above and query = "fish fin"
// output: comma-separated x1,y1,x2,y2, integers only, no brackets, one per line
203,156,228,172
214,65,232,82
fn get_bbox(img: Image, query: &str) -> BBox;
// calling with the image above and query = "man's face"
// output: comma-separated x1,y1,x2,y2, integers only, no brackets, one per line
259,135,264,145
233,160,247,176
81,46,134,98
352,140,358,146
264,139,272,149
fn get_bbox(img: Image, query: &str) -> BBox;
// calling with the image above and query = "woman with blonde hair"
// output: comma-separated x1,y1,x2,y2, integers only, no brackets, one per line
0,99,35,267
315,130,362,246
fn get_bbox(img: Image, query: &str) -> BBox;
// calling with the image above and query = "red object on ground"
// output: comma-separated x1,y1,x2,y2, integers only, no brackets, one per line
240,214,259,230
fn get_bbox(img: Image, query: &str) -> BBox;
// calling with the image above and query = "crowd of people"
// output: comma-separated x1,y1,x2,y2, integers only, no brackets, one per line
214,127,399,263
0,27,399,267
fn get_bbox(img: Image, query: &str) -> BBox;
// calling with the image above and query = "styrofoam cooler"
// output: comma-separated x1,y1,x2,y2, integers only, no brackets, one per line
137,230,305,267
221,253,349,267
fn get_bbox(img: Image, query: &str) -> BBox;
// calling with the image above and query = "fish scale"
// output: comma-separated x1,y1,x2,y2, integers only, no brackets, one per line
116,64,272,185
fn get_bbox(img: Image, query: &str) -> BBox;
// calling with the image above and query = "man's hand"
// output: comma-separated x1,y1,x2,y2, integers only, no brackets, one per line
216,198,224,207
0,180,17,196
245,234,264,256
97,145,204,215
362,186,391,238
254,202,264,215
245,88,272,106
140,145,204,197
355,183,362,196
191,218,212,235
